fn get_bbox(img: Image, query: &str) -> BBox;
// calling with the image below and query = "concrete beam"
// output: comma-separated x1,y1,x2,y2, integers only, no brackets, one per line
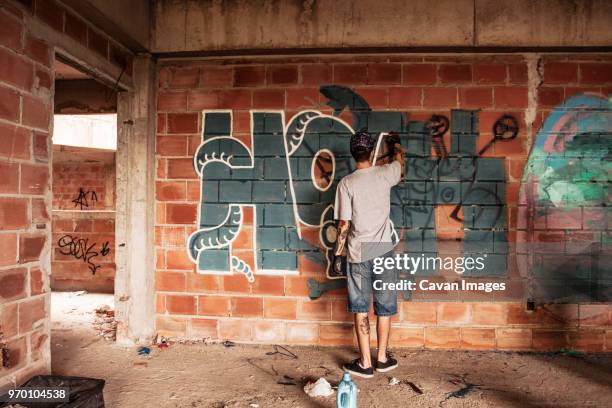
114,55,156,345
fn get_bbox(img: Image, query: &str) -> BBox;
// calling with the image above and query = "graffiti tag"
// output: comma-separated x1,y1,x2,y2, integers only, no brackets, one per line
72,188,97,210
57,234,110,274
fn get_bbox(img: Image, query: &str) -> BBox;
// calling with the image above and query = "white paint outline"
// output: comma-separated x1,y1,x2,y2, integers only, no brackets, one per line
310,148,336,192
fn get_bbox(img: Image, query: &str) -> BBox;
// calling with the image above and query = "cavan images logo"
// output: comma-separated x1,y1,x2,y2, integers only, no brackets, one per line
186,85,524,299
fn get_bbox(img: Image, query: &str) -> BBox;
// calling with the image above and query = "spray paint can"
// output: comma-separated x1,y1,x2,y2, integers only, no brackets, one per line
336,372,357,408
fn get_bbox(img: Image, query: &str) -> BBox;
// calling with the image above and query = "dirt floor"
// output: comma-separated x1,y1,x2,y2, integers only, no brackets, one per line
50,292,612,408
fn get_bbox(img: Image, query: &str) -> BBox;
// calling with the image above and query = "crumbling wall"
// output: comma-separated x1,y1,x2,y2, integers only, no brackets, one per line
155,54,612,351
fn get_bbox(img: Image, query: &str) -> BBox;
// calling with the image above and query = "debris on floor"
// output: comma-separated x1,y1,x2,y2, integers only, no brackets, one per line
223,340,236,348
388,377,401,386
138,346,151,355
265,344,298,359
406,381,423,394
92,304,117,341
304,377,334,397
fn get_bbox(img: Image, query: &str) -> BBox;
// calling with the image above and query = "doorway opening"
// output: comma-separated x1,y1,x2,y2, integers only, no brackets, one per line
50,57,118,344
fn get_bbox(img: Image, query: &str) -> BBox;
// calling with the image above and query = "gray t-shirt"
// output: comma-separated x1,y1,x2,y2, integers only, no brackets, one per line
334,161,402,263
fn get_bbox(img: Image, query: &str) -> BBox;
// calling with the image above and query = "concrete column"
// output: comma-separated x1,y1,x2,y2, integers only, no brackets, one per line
114,55,156,345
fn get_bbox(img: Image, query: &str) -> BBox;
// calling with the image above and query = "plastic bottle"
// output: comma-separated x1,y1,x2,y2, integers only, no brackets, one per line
336,372,357,408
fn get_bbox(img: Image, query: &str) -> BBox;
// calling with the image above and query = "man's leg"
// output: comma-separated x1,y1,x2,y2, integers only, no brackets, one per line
376,315,391,362
354,312,372,368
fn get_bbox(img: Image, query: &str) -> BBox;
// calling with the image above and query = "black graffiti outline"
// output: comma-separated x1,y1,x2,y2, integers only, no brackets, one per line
72,188,98,210
57,234,110,274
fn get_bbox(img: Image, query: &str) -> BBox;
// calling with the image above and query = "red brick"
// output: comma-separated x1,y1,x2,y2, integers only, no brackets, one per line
252,275,284,295
87,27,108,58
92,219,114,233
219,319,252,340
167,158,197,179
402,64,437,84
19,234,45,263
0,234,17,266
425,327,460,349
569,330,605,352
18,296,45,333
267,65,298,85
64,12,87,46
198,295,230,316
471,303,507,325
156,181,186,201
35,0,64,31
0,86,20,122
402,302,437,324
508,64,528,84
474,64,507,84
264,298,296,319
532,330,567,351
437,302,471,325
157,91,187,111
156,271,186,292
390,328,424,348
331,300,351,322
496,328,532,350
423,87,457,107
24,35,50,66
166,203,197,224
0,198,28,230
301,64,331,85
169,67,199,88
186,272,219,292
187,90,218,110
367,64,401,85
0,9,23,50
20,164,48,194
156,315,187,337
165,294,196,315
298,300,331,321
286,322,319,343
253,321,285,342
285,276,310,296
30,328,48,361
580,63,612,84
223,275,251,293
460,328,496,349
5,336,27,369
459,88,493,108
538,87,564,107
319,324,353,346
253,89,284,108
190,318,218,338
216,90,252,109
494,86,528,108
0,162,19,193
30,267,44,295
388,87,421,108
166,249,193,270
0,48,33,91
231,297,263,317
579,304,611,326
333,64,367,84
22,96,50,130
34,69,51,93
0,267,26,300
200,67,233,87
439,64,472,83
167,113,198,134
234,66,265,87
543,62,578,84
286,88,319,109
0,301,18,338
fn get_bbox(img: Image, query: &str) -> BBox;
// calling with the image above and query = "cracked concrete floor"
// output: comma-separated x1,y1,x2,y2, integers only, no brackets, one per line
50,293,612,407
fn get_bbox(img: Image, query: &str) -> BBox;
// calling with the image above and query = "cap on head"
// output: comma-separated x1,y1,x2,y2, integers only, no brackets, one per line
350,131,375,154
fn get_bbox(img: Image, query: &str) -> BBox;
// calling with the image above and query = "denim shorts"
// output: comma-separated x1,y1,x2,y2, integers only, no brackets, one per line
347,250,398,316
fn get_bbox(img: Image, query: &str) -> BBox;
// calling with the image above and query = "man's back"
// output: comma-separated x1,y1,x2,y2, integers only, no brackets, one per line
334,161,402,263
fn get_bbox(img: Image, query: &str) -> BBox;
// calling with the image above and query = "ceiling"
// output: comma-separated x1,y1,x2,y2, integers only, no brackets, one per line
54,60,91,80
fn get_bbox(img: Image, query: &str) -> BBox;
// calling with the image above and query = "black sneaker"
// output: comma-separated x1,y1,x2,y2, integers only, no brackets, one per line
376,353,398,372
342,359,374,378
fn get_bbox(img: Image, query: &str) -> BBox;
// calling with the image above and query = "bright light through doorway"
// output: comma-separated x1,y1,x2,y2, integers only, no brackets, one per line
53,114,117,150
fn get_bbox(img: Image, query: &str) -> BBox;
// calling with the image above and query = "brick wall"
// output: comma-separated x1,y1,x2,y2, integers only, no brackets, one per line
50,211,115,293
0,1,52,389
52,162,115,210
155,54,612,351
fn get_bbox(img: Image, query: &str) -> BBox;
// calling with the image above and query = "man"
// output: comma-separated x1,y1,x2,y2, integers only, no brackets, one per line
334,131,405,378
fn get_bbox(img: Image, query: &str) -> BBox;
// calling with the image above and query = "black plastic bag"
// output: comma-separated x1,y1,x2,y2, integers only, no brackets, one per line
0,375,105,408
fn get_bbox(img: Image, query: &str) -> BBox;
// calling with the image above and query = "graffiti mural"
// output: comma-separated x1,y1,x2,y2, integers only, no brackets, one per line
188,86,515,295
518,93,612,302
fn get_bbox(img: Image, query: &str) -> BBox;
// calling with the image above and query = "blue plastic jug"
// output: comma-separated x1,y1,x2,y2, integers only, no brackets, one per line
336,372,357,408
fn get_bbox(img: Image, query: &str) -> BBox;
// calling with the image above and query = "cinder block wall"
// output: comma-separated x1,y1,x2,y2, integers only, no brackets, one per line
155,54,612,351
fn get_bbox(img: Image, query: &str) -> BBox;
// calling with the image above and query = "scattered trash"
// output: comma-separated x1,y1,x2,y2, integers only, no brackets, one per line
249,404,259,408
388,377,400,386
157,339,169,349
304,377,334,398
137,346,151,355
407,381,423,394
93,305,117,341
558,348,584,357
133,361,148,367
337,372,358,407
74,290,87,296
265,344,298,359
277,375,297,385
223,340,235,347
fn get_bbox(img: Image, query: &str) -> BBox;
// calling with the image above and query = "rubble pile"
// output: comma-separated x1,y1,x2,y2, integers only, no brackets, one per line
93,305,117,341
